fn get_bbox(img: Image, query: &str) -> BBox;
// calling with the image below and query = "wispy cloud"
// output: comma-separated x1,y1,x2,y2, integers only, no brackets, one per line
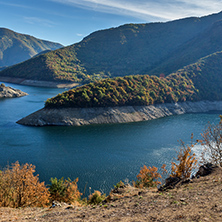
0,1,32,9
50,0,222,21
23,17,56,27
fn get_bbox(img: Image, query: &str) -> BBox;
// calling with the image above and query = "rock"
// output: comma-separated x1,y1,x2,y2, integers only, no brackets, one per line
0,84,28,98
50,200,62,208
65,206,74,210
112,187,127,194
159,176,181,191
195,163,214,177
159,176,194,191
181,178,192,184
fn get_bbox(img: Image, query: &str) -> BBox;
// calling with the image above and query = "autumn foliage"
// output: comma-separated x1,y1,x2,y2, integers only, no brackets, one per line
45,74,197,108
49,177,81,204
135,136,198,189
135,165,162,188
0,161,50,208
171,138,198,179
88,190,106,205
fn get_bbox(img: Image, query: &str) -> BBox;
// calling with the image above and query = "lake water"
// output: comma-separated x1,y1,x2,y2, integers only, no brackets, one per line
0,82,220,195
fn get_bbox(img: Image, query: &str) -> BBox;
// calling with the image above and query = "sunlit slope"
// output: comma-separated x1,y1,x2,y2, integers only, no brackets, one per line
0,28,63,68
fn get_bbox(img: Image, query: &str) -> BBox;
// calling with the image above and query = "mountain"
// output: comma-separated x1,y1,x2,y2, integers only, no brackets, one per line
1,11,222,83
0,28,63,68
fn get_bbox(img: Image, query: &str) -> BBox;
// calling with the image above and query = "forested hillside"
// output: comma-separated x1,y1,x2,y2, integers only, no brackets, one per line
148,19,222,75
175,51,222,101
45,51,222,108
1,11,222,83
0,28,63,68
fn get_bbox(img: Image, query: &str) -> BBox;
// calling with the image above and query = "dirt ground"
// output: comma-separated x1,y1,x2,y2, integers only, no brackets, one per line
0,166,222,222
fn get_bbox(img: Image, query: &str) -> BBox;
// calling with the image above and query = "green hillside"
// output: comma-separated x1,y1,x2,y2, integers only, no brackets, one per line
174,51,222,101
0,28,63,68
45,51,222,108
1,11,222,83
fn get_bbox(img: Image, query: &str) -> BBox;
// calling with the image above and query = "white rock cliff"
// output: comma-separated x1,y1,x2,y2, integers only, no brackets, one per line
17,101,222,126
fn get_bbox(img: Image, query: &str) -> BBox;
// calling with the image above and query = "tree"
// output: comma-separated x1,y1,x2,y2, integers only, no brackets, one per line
0,162,50,207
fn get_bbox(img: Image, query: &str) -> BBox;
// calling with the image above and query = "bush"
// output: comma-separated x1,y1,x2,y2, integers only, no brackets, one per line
88,190,106,205
0,161,50,208
135,165,162,188
114,180,125,189
49,177,81,204
171,136,198,179
48,177,67,200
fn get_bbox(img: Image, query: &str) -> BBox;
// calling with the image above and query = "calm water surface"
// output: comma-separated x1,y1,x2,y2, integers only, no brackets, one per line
0,82,220,195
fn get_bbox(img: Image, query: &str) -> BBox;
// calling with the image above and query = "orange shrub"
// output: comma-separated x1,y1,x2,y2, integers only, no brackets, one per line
0,161,50,207
171,137,197,179
135,165,162,188
63,178,81,204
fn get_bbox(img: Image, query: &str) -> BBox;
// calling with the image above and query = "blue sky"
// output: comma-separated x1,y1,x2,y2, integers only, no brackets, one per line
0,0,222,46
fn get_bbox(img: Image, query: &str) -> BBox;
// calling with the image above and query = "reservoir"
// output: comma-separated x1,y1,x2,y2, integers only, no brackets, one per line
0,82,220,195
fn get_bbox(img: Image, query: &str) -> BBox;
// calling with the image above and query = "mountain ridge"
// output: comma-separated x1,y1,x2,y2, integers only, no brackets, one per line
1,11,222,84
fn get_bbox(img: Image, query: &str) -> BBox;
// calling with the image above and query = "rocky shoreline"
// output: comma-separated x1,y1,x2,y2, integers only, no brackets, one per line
0,84,28,98
17,100,222,126
0,76,79,88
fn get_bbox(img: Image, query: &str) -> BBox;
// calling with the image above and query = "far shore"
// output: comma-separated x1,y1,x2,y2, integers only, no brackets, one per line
0,76,79,88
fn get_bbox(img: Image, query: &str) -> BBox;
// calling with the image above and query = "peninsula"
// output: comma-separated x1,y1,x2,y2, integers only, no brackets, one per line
17,49,222,126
